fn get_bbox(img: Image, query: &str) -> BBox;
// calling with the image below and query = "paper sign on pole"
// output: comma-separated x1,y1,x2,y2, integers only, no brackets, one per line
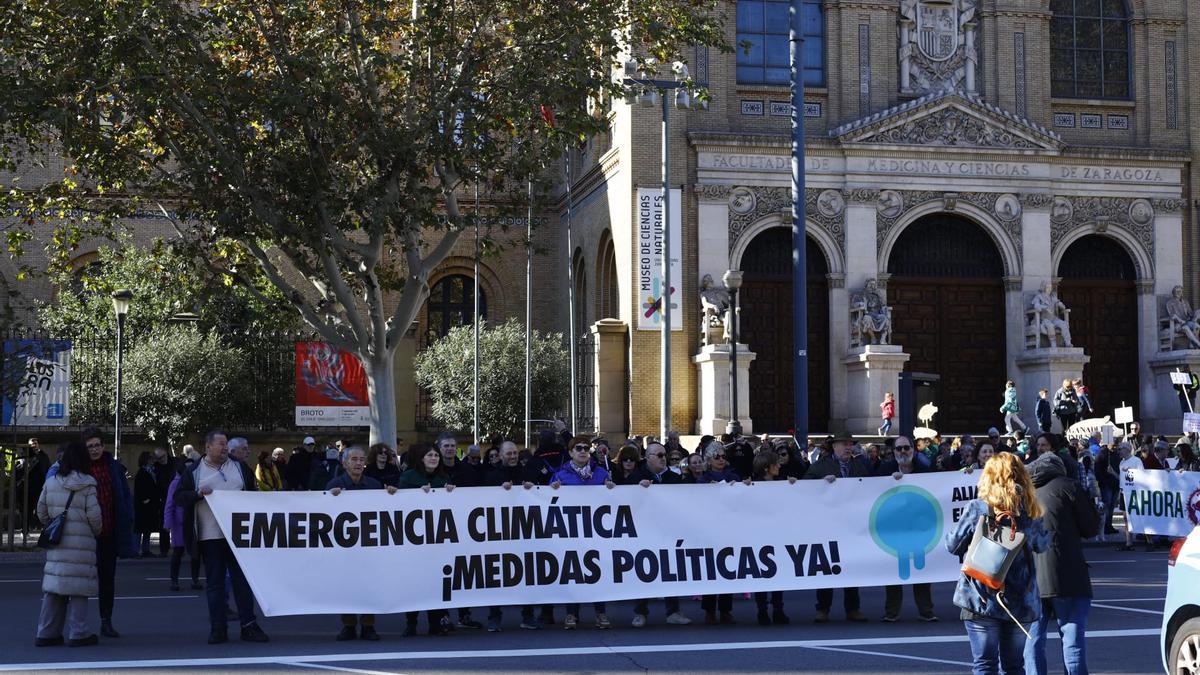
1184,412,1200,434
1170,371,1192,386
1113,406,1134,425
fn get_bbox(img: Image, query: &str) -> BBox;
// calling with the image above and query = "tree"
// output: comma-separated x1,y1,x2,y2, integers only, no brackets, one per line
0,0,725,445
121,328,248,447
414,319,568,440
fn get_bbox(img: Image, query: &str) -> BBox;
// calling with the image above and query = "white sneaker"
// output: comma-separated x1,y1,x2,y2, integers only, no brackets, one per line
595,613,611,629
564,614,577,630
631,613,647,628
665,612,691,625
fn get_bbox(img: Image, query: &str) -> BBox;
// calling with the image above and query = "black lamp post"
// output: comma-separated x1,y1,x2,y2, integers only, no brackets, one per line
724,270,743,437
111,289,133,460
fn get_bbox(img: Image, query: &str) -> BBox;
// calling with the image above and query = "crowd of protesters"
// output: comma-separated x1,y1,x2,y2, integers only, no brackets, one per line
23,414,1198,675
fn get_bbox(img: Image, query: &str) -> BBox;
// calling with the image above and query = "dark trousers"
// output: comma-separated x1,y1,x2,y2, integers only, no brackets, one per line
815,587,860,613
884,583,934,617
755,590,783,611
199,539,256,629
634,597,680,617
701,594,732,613
487,605,536,622
159,530,171,556
169,546,201,584
341,614,375,627
565,602,606,616
1057,413,1078,432
96,534,117,621
406,610,447,630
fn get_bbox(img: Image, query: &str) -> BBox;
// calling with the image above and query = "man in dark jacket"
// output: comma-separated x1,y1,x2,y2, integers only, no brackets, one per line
328,446,396,641
434,432,485,629
1035,388,1053,433
873,436,937,622
484,440,541,631
79,428,135,638
286,437,316,490
1024,452,1099,675
627,443,690,628
174,429,269,645
805,428,869,623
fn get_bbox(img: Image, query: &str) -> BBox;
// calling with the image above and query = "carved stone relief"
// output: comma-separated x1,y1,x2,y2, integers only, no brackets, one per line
899,0,980,95
727,186,846,259
860,108,1038,149
876,190,1022,267
1046,195,1156,277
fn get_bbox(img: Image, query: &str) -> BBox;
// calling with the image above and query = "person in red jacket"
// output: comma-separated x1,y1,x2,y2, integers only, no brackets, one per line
879,392,896,436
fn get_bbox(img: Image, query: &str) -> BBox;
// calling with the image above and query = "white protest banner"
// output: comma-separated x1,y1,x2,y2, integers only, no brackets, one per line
207,473,979,616
1120,468,1200,537
1184,413,1200,434
636,187,682,331
1171,371,1193,386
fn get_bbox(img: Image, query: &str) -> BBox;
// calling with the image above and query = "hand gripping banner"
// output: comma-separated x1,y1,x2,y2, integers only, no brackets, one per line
206,473,980,616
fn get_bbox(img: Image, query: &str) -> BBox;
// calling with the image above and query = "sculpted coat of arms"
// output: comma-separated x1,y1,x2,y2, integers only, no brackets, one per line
917,1,958,62
900,0,978,95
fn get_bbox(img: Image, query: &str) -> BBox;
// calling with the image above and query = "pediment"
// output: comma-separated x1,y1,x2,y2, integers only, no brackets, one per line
832,89,1063,153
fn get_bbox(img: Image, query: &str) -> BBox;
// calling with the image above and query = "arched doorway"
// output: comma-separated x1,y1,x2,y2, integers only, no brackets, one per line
740,228,830,433
887,214,1006,431
1057,235,1138,416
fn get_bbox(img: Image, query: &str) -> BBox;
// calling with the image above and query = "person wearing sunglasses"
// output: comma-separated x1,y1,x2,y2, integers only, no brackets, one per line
626,443,690,628
612,445,642,485
874,436,938,623
702,441,740,483
549,437,616,630
805,426,869,623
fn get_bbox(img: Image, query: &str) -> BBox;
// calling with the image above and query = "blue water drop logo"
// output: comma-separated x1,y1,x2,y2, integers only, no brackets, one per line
868,485,944,581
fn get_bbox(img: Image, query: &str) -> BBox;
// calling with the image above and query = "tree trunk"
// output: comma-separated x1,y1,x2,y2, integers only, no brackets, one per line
364,349,397,449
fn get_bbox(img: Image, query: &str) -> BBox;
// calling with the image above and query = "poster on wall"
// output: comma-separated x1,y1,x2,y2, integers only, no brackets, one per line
636,187,683,331
1,339,72,426
294,342,370,426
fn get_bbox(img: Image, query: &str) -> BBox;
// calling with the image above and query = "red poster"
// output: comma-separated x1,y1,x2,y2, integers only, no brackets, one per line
294,342,370,426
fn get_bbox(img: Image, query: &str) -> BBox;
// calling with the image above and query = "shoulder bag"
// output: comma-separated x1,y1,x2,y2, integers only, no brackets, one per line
36,490,76,549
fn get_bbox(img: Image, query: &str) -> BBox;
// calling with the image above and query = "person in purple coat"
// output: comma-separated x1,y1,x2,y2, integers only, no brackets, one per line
549,437,616,629
162,473,201,592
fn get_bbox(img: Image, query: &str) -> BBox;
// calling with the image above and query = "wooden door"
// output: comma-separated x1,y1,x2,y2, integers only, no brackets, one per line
740,228,829,433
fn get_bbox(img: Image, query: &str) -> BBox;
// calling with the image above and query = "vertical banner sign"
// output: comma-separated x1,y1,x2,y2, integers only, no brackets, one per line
294,342,370,426
1121,468,1200,536
637,187,682,331
2,339,72,426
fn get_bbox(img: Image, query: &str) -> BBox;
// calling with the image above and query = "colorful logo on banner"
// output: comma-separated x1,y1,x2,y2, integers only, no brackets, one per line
294,342,370,426
1188,487,1200,526
869,485,944,580
2,339,72,426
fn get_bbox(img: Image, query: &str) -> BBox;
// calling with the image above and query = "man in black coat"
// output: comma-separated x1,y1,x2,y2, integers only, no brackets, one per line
286,437,317,490
1024,452,1099,675
805,428,869,623
872,436,937,622
627,443,689,628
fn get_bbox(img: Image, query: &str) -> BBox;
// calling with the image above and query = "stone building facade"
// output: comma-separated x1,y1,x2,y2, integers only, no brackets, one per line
560,0,1200,438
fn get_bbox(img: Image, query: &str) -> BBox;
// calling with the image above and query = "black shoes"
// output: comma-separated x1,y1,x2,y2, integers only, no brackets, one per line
99,620,120,638
757,609,772,626
336,626,357,641
772,610,791,625
66,635,98,647
402,624,417,637
208,627,228,645
34,636,64,647
191,581,204,590
360,626,380,641
240,622,270,643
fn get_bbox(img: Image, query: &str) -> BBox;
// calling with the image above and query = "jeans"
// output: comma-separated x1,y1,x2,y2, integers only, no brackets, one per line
965,617,1027,675
879,418,893,435
1025,597,1090,675
95,534,116,621
564,602,606,616
1100,486,1118,532
199,539,257,629
701,594,732,613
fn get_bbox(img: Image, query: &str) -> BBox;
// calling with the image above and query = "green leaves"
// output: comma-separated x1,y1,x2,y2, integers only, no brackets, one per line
413,318,569,439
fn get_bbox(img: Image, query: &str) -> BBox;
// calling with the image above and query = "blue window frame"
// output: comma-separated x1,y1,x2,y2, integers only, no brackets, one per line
736,0,825,87
1050,0,1131,99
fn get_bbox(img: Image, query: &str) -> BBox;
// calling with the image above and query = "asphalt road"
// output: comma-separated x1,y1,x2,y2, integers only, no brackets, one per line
0,542,1167,674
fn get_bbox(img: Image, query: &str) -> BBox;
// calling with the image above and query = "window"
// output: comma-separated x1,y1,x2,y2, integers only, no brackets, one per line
1050,0,1131,99
426,275,486,339
736,0,824,87
596,231,619,320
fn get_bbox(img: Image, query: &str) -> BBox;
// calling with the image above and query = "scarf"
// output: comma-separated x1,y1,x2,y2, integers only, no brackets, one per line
571,462,593,482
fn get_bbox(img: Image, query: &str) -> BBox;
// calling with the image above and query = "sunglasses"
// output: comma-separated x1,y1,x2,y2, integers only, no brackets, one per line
712,454,726,459
895,445,912,451
572,445,590,452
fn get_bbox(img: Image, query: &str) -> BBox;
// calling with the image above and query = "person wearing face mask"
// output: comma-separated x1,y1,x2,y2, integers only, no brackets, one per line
627,443,690,628
806,427,869,623
874,436,937,623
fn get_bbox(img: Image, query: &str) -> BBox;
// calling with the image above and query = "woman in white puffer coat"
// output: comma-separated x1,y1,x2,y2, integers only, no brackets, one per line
34,441,103,647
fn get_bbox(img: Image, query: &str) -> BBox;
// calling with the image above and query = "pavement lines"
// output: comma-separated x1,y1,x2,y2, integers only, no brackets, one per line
1091,602,1163,615
286,662,404,675
0,628,1162,672
803,645,971,668
85,595,198,601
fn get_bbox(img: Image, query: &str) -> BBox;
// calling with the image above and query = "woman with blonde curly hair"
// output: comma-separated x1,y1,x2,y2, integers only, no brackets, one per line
947,453,1049,674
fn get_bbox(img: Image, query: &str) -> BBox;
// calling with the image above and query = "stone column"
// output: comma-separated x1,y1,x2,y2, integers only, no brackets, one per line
843,345,910,436
827,273,849,429
693,343,756,436
1017,195,1053,407
697,191,731,287
591,319,629,439
844,198,879,292
1154,210,1185,294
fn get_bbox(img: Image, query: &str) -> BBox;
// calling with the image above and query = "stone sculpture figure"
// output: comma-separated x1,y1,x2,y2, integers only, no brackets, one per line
1165,285,1200,349
851,279,892,346
699,274,731,346
1030,280,1073,348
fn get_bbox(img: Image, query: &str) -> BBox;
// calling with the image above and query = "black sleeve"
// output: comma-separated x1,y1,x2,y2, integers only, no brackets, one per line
1073,482,1100,539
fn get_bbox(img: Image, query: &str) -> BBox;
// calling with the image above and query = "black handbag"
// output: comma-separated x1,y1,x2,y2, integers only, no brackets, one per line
37,490,76,549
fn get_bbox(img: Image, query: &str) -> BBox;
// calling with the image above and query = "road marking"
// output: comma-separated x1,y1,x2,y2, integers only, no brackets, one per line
0,628,1162,672
0,579,38,583
1096,597,1165,603
805,645,970,668
286,663,403,675
1091,602,1163,615
86,595,198,601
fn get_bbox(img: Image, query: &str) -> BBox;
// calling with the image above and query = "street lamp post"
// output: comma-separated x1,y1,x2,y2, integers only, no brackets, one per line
111,289,133,461
790,0,810,445
723,270,743,437
624,59,695,441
